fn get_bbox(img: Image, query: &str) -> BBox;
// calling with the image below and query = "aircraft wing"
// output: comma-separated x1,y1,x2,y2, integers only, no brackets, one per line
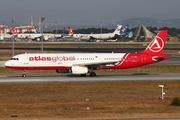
73,60,121,68
89,36,96,39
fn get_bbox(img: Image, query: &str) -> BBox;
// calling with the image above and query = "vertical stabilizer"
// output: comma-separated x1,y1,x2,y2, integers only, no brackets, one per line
120,25,129,35
67,26,74,35
10,26,18,35
35,27,40,34
113,25,122,35
143,30,167,55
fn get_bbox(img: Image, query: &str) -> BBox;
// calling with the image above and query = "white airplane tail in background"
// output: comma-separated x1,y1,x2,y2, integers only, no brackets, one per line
112,24,122,35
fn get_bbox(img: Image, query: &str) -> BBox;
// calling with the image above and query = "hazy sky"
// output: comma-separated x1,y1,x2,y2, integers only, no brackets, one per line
0,0,180,28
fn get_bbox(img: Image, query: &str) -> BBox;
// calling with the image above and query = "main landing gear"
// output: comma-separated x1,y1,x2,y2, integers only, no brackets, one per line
22,70,26,78
90,72,96,77
80,72,96,77
89,68,96,77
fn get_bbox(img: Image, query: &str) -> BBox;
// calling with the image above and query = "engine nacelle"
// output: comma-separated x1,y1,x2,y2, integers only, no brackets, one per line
36,38,40,41
70,66,88,74
0,36,4,40
56,69,69,73
43,36,49,41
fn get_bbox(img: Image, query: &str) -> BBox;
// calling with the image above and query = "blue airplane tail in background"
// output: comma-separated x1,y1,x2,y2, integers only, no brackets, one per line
120,25,129,35
62,27,65,36
128,31,133,37
35,27,40,34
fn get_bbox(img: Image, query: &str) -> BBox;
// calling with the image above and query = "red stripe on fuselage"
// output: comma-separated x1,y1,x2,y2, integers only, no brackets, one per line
6,66,70,70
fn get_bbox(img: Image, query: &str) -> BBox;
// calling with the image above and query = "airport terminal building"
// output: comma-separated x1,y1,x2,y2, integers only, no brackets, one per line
0,25,36,34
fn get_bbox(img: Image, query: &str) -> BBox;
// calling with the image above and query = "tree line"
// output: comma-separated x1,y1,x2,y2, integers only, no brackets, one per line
51,26,180,37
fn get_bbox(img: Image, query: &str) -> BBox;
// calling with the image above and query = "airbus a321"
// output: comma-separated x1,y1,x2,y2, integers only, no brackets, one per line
5,30,169,77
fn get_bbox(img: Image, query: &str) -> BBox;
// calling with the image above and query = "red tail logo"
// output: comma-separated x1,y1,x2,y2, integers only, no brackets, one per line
10,26,18,35
148,36,164,52
143,30,167,54
68,26,74,35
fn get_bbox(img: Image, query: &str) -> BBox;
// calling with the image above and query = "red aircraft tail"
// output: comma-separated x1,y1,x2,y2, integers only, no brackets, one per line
67,26,74,35
10,26,19,35
142,30,167,55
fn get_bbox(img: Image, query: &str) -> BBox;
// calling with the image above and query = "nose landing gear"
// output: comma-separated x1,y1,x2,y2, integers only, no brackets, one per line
22,69,26,78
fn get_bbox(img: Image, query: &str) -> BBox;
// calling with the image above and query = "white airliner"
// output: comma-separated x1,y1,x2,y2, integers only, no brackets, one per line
16,27,54,41
16,27,42,41
0,26,18,40
5,30,169,77
87,25,129,40
54,27,65,39
68,25,123,41
0,33,13,40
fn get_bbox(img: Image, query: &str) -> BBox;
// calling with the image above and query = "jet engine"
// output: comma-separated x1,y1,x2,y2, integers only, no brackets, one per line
36,38,41,41
43,36,49,41
0,36,4,40
70,65,88,74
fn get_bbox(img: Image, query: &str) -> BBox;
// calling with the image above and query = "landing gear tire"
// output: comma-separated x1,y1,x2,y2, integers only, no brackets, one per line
90,72,96,77
22,74,26,78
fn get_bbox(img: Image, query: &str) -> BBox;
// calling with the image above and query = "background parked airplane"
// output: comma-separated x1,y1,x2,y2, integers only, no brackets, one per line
68,25,129,41
16,27,42,41
16,27,54,41
5,30,168,77
0,26,19,41
87,25,123,41
68,25,123,41
0,33,13,40
54,27,65,39
67,26,92,40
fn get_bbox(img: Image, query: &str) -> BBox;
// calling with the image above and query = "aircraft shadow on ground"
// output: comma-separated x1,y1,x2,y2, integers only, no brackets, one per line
6,73,158,78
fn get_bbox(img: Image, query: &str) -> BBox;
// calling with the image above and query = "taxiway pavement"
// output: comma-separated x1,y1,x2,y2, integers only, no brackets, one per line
0,73,180,83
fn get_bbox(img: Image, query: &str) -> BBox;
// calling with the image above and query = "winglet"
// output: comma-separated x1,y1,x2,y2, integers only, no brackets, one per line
143,30,168,55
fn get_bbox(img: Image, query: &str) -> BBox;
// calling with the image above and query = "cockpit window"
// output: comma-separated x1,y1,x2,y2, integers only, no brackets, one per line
10,58,19,60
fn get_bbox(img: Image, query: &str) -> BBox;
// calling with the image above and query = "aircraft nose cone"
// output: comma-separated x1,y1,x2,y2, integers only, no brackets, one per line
5,61,11,67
